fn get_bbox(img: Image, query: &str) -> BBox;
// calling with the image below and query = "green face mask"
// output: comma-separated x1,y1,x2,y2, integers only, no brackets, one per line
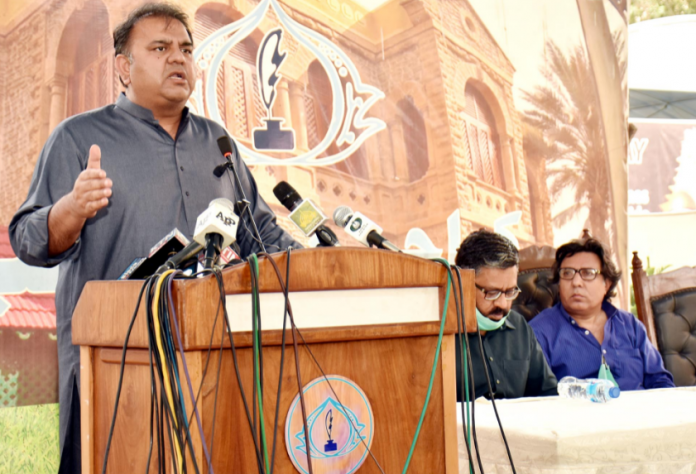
476,308,508,331
598,355,618,387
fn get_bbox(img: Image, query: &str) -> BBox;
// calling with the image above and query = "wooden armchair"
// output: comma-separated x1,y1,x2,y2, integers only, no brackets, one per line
512,244,558,322
631,251,696,386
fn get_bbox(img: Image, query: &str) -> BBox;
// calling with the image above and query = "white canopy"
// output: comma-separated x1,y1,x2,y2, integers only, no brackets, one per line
629,15,696,118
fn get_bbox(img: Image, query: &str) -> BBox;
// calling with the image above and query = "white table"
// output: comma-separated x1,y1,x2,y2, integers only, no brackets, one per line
457,387,696,474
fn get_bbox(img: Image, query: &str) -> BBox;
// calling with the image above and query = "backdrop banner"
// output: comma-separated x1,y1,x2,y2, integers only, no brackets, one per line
0,0,627,469
629,118,696,214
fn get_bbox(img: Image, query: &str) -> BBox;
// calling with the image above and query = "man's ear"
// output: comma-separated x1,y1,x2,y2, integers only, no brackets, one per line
115,54,132,87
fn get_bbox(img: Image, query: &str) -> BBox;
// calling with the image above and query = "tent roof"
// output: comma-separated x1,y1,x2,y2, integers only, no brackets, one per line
630,89,696,119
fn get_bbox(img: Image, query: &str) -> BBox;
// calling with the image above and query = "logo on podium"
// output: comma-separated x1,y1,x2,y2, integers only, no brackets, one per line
285,375,373,474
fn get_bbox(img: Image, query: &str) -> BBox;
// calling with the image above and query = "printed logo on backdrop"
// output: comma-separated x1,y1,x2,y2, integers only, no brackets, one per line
628,137,649,165
285,375,374,474
189,0,385,165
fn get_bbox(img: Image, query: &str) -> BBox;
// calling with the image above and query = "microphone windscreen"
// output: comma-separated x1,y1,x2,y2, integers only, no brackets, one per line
333,206,353,228
273,181,302,211
217,135,234,156
213,164,227,177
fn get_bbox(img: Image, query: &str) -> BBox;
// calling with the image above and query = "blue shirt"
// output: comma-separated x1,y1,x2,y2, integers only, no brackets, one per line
530,302,675,390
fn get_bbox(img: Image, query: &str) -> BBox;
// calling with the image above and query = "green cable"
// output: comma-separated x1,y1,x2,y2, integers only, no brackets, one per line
460,333,472,473
250,255,270,473
401,257,452,474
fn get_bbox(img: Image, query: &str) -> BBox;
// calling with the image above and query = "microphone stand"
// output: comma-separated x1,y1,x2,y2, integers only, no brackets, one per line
214,143,267,254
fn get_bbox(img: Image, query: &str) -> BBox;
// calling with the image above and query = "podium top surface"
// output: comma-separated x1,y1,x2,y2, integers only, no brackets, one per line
72,248,475,350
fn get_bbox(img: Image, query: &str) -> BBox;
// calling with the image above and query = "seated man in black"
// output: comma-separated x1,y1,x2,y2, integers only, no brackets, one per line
455,229,557,400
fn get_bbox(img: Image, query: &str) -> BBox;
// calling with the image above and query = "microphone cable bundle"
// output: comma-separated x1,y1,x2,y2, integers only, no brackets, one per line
101,271,206,474
100,246,513,474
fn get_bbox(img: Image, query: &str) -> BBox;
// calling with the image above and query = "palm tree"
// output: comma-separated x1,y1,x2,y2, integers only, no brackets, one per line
521,33,626,246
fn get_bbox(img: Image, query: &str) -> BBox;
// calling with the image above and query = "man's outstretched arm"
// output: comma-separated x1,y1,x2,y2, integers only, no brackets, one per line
47,145,112,256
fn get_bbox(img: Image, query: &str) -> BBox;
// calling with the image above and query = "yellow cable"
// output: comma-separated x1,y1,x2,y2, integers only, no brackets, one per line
152,270,184,474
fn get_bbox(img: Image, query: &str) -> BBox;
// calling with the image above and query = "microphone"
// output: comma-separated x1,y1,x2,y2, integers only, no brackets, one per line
215,135,267,254
119,229,193,280
272,181,339,247
160,240,204,273
332,206,401,252
193,198,239,269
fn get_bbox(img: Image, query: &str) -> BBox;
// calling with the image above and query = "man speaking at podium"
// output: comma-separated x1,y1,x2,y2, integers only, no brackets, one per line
9,4,299,472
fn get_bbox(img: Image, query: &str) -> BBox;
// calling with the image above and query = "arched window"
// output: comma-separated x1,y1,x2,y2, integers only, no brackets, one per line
462,84,504,189
59,0,113,118
307,60,369,179
195,6,264,140
397,96,429,182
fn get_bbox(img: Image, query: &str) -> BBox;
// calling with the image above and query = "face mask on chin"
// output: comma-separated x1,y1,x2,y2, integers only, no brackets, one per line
476,307,509,332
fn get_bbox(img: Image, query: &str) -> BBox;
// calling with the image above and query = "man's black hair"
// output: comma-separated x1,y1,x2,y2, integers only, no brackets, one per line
455,229,519,274
552,237,621,300
113,3,193,57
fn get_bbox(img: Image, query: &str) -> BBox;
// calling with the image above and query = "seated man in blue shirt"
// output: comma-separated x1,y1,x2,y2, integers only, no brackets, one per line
455,230,557,400
530,238,674,390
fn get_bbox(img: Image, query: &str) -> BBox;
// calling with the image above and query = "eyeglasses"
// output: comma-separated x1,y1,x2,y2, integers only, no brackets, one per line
559,267,602,281
475,284,521,301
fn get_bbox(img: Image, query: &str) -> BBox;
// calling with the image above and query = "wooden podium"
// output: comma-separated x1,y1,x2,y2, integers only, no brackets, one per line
72,248,476,474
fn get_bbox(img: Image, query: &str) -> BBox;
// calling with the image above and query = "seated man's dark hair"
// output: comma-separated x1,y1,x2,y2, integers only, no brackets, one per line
455,229,518,275
113,3,193,57
552,237,621,300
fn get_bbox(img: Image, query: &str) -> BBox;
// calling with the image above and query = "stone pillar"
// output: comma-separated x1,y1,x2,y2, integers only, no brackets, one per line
48,77,67,133
289,82,308,150
500,134,518,193
389,120,409,180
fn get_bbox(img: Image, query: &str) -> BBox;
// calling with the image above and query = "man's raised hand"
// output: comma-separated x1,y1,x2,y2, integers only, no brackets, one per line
69,145,112,219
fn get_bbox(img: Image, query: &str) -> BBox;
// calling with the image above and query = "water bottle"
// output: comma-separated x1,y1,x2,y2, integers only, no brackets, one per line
557,376,621,403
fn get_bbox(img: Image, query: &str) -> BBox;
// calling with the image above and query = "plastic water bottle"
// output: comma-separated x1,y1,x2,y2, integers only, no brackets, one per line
557,376,621,403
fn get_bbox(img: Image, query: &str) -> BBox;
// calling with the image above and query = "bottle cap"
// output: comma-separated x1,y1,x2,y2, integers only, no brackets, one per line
609,387,620,398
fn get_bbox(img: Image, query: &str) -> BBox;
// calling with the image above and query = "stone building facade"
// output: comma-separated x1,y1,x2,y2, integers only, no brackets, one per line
0,0,553,250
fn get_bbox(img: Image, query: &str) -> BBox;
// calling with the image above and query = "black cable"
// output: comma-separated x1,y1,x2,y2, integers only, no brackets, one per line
208,272,226,462
150,317,188,473
156,275,197,474
179,268,224,449
146,273,203,474
252,257,267,465
146,320,156,473
475,327,516,474
291,326,388,474
248,258,261,470
214,270,266,474
453,266,485,474
257,252,314,474
262,252,387,474
449,266,476,474
101,277,150,474
269,248,291,474
452,267,486,474
161,273,203,474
